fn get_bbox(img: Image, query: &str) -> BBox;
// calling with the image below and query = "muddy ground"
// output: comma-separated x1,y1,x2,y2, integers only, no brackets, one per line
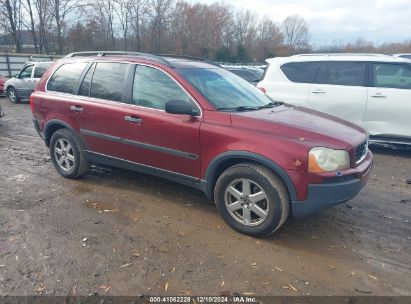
0,97,410,296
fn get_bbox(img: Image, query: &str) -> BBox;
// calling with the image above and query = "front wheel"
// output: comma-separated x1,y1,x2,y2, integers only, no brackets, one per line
214,163,290,237
50,129,89,179
7,87,20,103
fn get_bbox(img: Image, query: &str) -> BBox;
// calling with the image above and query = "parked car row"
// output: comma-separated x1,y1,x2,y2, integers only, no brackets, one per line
257,53,411,146
222,65,264,85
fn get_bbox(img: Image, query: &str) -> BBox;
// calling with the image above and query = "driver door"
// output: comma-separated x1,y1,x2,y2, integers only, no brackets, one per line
14,64,34,99
120,64,202,179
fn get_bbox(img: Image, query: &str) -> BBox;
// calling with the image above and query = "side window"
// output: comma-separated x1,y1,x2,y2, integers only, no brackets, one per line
79,63,95,96
280,62,319,83
20,65,33,78
324,62,365,86
33,63,52,78
372,63,411,89
47,62,88,94
132,65,193,110
90,62,128,102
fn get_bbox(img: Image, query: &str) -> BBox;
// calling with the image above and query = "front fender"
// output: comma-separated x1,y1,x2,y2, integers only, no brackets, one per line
203,151,297,201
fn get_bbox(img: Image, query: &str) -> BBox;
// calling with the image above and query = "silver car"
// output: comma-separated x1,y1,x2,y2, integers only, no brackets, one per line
4,61,52,103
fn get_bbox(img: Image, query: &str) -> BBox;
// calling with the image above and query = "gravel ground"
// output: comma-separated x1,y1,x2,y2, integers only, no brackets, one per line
0,97,410,296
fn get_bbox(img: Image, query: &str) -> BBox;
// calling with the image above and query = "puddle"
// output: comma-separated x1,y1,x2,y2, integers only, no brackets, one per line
85,199,119,213
72,184,93,194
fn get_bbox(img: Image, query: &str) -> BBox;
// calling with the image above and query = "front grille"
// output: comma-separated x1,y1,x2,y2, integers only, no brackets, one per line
355,141,368,164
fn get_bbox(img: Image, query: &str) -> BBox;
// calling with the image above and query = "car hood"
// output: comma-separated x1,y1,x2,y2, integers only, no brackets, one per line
230,104,367,149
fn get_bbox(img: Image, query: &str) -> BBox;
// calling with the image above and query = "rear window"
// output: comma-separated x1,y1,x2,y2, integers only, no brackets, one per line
34,62,52,78
47,62,88,94
89,62,128,102
280,62,319,83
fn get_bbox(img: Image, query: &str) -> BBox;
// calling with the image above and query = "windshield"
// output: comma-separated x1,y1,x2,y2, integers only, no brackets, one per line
177,68,273,110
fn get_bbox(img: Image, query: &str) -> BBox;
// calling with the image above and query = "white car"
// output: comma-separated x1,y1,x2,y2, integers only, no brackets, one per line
257,54,411,146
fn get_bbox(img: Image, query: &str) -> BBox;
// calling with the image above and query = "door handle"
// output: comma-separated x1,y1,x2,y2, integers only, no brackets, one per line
70,105,83,112
370,93,386,98
124,115,142,124
312,89,325,94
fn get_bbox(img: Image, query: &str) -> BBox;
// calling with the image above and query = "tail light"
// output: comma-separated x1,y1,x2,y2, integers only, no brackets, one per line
258,87,266,93
30,94,35,112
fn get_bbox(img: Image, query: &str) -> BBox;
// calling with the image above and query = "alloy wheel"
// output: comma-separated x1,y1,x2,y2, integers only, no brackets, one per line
54,139,75,171
224,178,269,226
8,88,16,103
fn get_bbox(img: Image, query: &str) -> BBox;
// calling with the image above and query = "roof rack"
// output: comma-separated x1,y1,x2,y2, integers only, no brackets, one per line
159,54,221,67
65,51,173,67
292,53,390,57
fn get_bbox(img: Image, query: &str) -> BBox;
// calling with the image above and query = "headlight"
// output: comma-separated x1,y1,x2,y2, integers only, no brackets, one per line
308,147,350,173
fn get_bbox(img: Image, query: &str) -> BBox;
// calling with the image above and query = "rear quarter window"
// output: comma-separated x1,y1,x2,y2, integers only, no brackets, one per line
47,62,88,94
280,61,319,83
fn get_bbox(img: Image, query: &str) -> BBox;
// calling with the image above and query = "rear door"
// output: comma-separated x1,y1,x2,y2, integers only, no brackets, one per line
307,61,368,126
264,61,319,107
70,61,131,160
42,61,89,132
364,62,411,139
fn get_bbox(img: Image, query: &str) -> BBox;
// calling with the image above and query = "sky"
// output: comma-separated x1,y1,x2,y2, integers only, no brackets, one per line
190,0,411,47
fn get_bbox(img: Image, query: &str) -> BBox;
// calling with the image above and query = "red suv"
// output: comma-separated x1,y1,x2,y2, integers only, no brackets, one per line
31,52,373,237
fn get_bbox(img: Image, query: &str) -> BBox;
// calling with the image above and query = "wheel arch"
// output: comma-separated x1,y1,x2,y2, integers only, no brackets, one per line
44,119,86,149
203,151,297,201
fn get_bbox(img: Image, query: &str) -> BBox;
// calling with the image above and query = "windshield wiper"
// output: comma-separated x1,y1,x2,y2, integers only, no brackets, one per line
216,101,284,112
257,101,284,109
216,106,261,112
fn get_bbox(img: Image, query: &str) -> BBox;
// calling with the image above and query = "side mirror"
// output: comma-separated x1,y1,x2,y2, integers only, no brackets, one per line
165,99,200,116
14,74,20,78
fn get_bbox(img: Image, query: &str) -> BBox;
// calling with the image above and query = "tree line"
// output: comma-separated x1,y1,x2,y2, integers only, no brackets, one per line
0,0,311,62
0,0,410,63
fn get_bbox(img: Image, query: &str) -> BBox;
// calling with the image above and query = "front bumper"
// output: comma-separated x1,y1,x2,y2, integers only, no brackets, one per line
291,152,372,217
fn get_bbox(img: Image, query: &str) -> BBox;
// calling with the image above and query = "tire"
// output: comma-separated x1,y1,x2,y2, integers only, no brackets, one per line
7,87,20,103
214,163,290,237
50,129,89,179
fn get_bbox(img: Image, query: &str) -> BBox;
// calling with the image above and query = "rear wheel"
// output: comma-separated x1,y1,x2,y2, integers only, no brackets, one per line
214,163,289,237
7,87,20,103
50,129,89,178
